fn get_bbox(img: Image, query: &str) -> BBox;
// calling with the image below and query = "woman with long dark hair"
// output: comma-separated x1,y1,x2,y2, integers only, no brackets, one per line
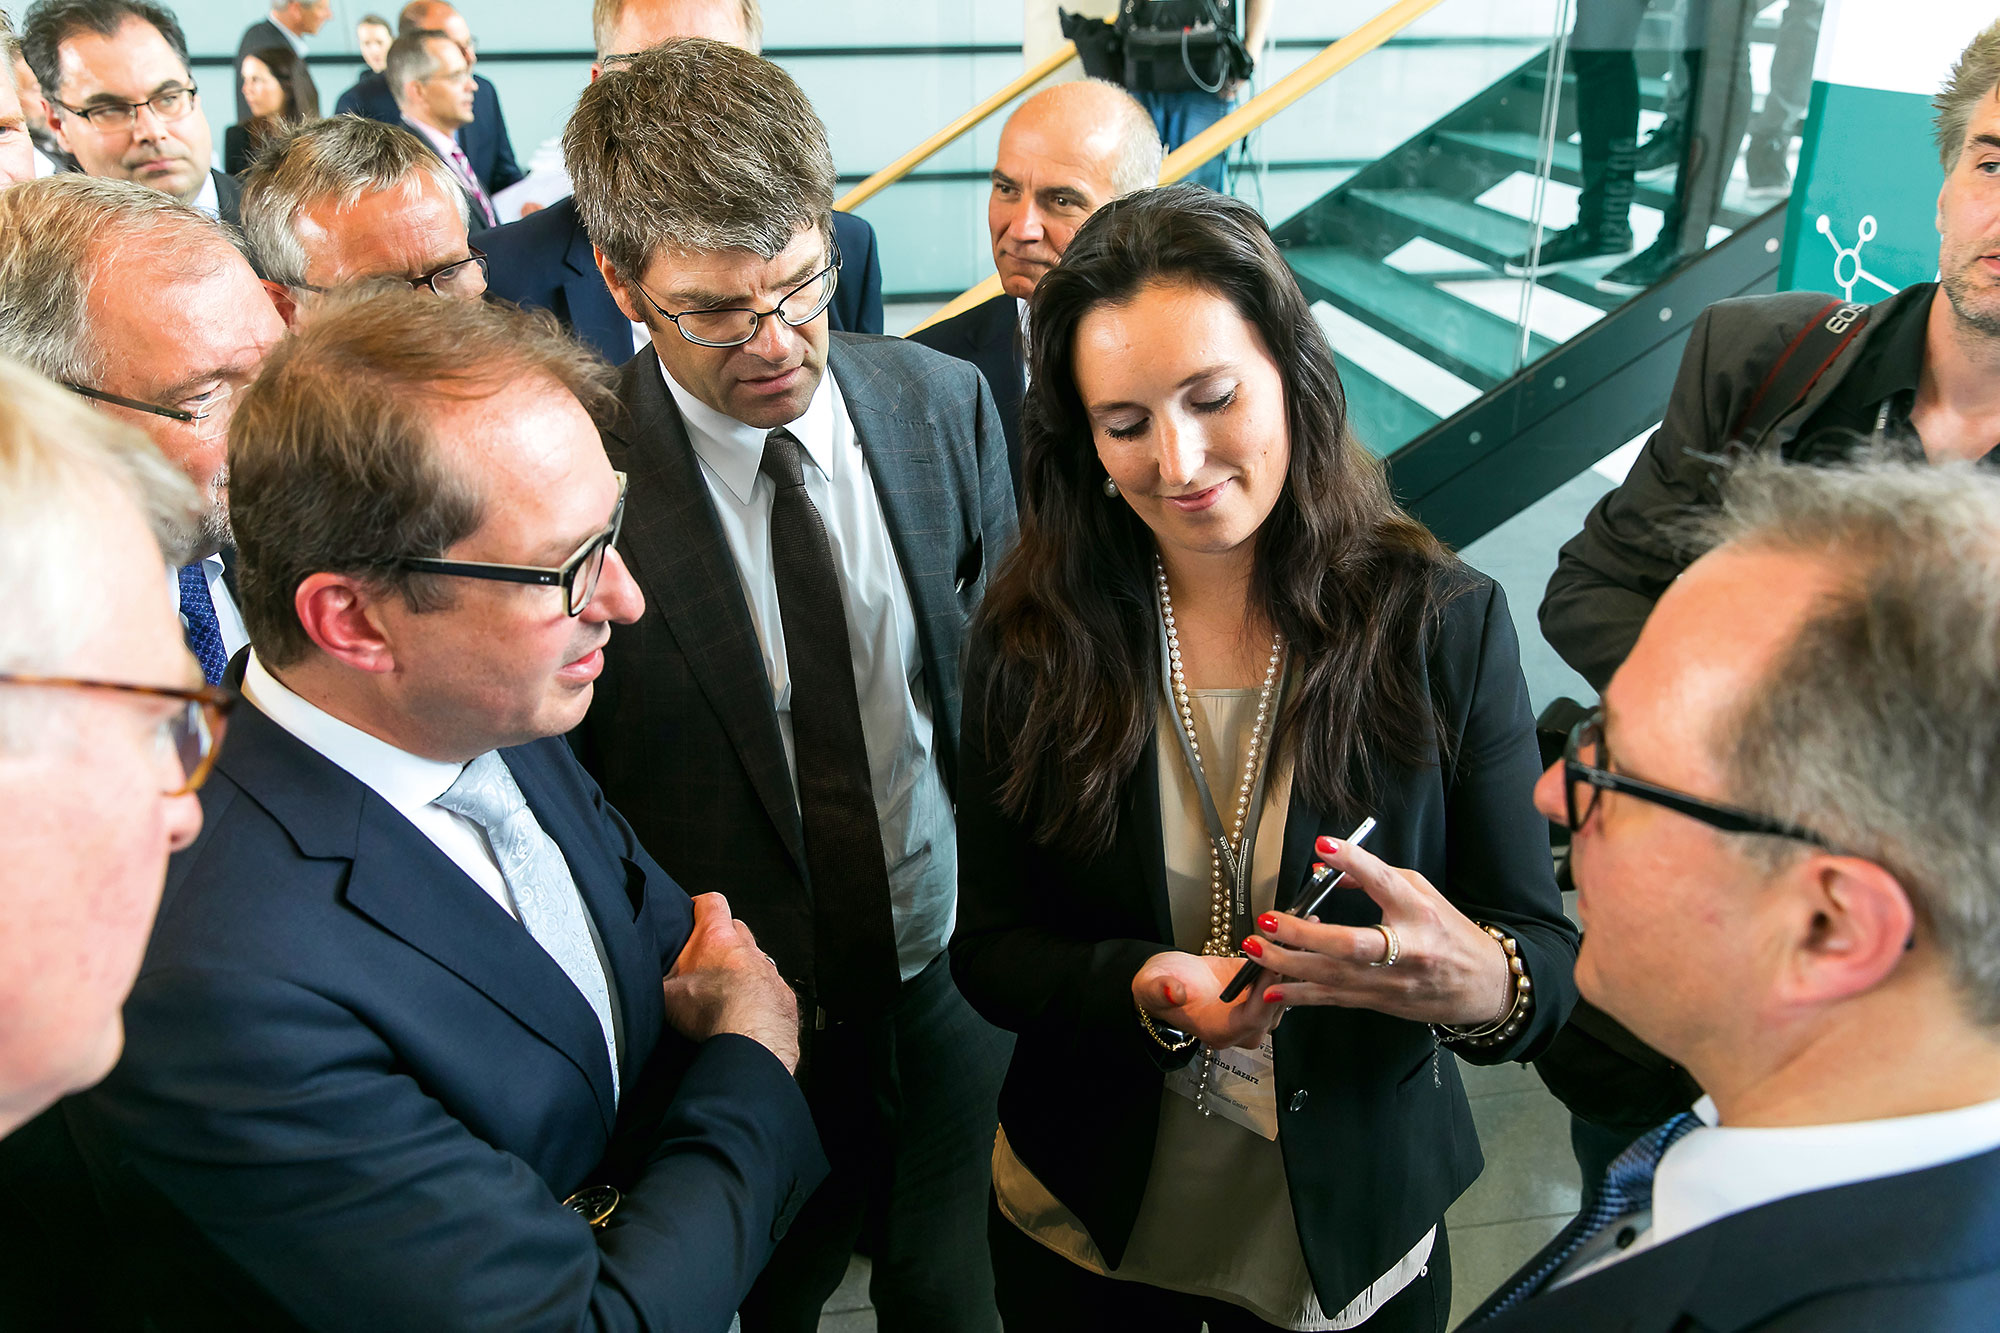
227,46,300,176
951,185,1579,1331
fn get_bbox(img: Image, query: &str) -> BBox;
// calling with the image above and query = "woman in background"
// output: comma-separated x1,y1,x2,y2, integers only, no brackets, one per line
951,184,1578,1332
226,46,300,176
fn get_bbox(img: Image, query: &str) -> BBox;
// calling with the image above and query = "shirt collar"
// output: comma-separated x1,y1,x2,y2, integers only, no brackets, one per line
1842,281,1932,409
189,169,219,220
241,648,467,818
402,115,460,162
1649,1092,2000,1250
658,355,840,507
269,15,310,54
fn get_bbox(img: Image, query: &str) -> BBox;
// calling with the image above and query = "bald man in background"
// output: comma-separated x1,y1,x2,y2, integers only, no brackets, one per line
909,78,1160,497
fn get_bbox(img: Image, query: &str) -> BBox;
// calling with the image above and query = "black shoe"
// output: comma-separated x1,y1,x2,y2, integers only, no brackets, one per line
1634,119,1683,175
1595,235,1685,295
1744,136,1791,200
1503,224,1635,276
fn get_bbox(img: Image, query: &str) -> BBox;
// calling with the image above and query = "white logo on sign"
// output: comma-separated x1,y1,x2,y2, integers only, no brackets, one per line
1816,214,1898,302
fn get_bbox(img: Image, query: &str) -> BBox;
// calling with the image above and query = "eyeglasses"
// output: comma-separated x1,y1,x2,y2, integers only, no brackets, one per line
422,67,476,87
1562,705,1835,848
63,381,235,442
0,674,233,796
51,83,199,132
291,247,490,301
635,252,841,349
398,472,627,617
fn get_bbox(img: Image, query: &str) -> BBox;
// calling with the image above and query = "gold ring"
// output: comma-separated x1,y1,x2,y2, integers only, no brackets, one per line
1369,923,1400,967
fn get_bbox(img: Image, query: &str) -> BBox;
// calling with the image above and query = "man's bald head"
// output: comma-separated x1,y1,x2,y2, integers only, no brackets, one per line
988,78,1161,299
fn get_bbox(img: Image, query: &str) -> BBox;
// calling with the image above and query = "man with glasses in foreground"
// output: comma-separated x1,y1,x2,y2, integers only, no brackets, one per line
0,175,285,685
567,40,1014,1332
20,0,239,223
66,290,828,1329
1459,457,2000,1329
241,115,485,323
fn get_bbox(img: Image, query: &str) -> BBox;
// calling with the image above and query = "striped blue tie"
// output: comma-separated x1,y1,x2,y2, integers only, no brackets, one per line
1476,1111,1702,1319
177,563,228,686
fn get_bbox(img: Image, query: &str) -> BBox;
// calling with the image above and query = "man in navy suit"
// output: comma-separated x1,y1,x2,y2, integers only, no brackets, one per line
333,0,521,197
477,0,881,365
65,290,827,1330
910,78,1158,498
1459,458,2000,1330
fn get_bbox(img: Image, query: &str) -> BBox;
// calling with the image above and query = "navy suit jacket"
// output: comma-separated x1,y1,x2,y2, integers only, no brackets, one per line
908,292,1023,500
67,694,827,1331
1463,1144,2000,1331
334,70,523,194
477,197,885,365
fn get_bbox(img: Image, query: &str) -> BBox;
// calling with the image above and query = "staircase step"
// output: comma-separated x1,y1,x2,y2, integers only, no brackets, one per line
1432,129,1753,227
1337,359,1441,458
1347,188,1622,311
1286,245,1555,388
1519,67,1669,111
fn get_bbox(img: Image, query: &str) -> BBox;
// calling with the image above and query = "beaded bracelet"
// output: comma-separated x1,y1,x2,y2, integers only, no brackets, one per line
1136,1000,1199,1052
1433,924,1532,1049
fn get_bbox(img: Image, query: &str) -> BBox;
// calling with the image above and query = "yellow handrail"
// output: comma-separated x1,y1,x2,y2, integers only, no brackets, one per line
834,41,1079,214
910,0,1447,333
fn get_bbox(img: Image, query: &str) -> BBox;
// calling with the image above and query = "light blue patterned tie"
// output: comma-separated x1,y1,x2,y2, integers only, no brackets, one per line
435,752,620,1104
1475,1111,1702,1319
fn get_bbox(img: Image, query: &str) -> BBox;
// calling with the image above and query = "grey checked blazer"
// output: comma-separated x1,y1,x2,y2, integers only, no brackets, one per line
572,334,1017,1010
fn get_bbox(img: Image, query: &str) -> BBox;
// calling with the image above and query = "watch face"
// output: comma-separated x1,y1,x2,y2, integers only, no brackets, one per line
563,1183,621,1227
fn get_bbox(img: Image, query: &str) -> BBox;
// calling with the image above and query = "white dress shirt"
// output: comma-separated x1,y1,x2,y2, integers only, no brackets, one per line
1016,296,1032,389
267,14,310,57
661,360,958,981
190,169,220,221
1556,1092,2000,1286
169,554,250,661
241,652,625,1064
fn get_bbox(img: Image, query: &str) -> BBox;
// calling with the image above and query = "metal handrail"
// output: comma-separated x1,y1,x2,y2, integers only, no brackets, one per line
909,0,1447,333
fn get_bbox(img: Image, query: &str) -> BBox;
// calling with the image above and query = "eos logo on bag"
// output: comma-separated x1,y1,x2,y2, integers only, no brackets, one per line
1824,303,1868,335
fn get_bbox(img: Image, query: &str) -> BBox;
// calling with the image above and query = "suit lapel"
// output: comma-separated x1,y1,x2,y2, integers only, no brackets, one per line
606,349,806,872
220,706,622,1133
561,207,633,362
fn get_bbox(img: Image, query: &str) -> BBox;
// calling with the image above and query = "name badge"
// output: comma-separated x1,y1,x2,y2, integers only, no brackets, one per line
1164,1033,1280,1140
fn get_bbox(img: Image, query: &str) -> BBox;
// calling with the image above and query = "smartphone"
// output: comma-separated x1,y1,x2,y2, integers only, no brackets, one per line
1217,815,1378,1003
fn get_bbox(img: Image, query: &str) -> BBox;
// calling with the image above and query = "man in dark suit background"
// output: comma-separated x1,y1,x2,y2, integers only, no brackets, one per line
1459,459,2000,1330
65,290,827,1330
383,27,494,227
910,77,1157,499
334,0,521,196
567,39,1013,1333
21,0,241,224
477,0,882,365
233,0,326,123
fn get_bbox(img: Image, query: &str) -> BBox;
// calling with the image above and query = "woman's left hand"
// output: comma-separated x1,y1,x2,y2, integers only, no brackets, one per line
1245,833,1513,1027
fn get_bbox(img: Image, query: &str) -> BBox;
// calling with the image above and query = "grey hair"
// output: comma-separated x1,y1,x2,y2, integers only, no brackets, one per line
241,116,469,287
0,175,236,387
0,353,199,744
565,38,833,281
1936,18,2000,168
384,27,448,111
1695,455,2000,1025
590,0,762,57
1082,77,1164,195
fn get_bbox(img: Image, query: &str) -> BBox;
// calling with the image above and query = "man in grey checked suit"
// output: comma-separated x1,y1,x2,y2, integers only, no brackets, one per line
564,39,1016,1333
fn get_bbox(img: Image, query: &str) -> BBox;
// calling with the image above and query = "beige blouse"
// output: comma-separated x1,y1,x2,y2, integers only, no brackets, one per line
991,690,1434,1329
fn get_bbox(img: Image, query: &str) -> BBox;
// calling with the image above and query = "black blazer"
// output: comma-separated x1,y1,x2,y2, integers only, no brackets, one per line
477,198,887,364
67,693,827,1331
571,336,1017,1010
234,19,319,123
950,573,1579,1314
1465,1143,2000,1331
335,70,523,194
908,292,1024,499
209,167,243,228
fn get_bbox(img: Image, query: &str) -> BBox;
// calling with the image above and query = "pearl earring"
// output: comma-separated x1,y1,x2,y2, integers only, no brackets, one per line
1103,478,1120,498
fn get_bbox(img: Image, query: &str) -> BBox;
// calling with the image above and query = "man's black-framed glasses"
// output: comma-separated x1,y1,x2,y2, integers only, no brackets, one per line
52,83,199,132
0,674,233,796
289,247,490,301
398,472,627,616
1562,705,1836,849
635,250,840,348
62,381,234,441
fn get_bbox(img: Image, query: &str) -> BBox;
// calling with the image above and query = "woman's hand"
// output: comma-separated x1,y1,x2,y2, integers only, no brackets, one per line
1245,833,1513,1027
1132,951,1283,1051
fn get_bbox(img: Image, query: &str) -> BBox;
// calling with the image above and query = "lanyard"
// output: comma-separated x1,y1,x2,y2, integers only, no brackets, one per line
1156,610,1279,951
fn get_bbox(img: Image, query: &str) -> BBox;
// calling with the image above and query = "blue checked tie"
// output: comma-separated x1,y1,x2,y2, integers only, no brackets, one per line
1476,1111,1702,1319
177,563,228,686
435,752,620,1104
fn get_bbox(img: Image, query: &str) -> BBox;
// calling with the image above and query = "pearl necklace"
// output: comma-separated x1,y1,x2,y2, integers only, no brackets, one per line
1156,558,1285,1118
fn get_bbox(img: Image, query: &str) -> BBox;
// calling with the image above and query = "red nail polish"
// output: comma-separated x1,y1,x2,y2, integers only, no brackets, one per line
1263,988,1283,1004
1241,936,1264,957
1316,835,1335,852
1258,913,1279,933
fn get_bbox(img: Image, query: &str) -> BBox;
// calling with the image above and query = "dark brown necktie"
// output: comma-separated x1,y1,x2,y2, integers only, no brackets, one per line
760,428,900,1018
